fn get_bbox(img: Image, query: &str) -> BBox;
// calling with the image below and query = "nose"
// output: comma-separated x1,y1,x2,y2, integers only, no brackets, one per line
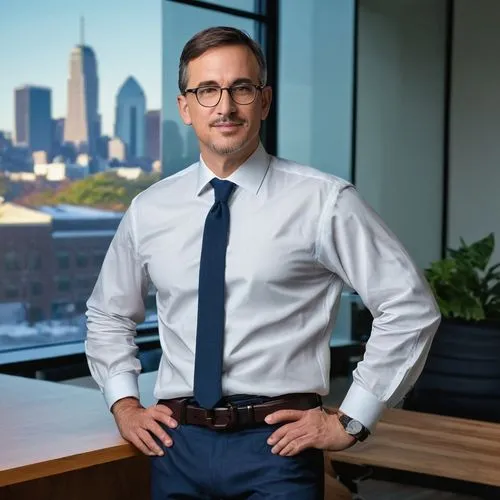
216,88,236,115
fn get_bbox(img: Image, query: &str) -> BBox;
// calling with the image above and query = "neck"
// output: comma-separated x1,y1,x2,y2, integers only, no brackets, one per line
201,140,259,178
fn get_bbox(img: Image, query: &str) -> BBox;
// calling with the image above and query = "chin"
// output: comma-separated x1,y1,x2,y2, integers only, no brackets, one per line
209,137,250,156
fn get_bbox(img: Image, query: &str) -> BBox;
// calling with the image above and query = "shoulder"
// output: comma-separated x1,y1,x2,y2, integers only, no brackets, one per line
269,155,353,195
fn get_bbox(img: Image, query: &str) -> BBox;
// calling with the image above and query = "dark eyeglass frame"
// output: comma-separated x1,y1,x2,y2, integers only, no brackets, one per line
183,83,265,107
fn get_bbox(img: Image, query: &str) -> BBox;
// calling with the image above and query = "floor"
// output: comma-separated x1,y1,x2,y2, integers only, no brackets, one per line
61,374,483,499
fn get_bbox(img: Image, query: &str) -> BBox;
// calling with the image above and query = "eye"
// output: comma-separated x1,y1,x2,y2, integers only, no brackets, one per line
232,84,253,96
197,86,219,97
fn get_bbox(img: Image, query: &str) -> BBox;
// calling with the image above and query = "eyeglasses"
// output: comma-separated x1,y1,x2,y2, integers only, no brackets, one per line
183,83,264,107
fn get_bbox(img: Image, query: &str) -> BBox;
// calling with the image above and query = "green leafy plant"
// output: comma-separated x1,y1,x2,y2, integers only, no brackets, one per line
425,233,500,322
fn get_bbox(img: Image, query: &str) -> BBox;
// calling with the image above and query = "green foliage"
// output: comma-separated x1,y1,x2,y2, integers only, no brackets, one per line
425,233,500,322
16,171,162,212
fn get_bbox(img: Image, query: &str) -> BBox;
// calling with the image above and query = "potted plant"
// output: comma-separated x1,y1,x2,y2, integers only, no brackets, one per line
404,233,500,422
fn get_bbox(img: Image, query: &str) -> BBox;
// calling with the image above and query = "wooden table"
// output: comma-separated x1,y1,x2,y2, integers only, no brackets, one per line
326,407,500,488
0,373,354,500
8,373,496,497
0,374,144,486
0,373,158,499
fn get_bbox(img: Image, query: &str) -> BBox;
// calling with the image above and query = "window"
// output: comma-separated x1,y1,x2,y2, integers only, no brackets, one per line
354,0,446,268
145,294,157,312
56,252,70,270
76,252,88,268
5,285,19,300
29,251,42,271
1,0,162,353
278,0,355,180
51,302,75,319
76,277,88,289
31,282,43,296
92,251,106,268
55,277,71,293
278,0,356,345
28,306,44,322
75,301,88,314
0,0,364,356
201,0,257,12
4,251,19,272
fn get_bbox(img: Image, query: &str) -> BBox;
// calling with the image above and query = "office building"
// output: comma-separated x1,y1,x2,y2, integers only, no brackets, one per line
115,77,146,160
146,110,160,161
64,41,99,155
14,86,52,154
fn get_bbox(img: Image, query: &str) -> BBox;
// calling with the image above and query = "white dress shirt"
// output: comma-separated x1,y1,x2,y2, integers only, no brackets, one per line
85,143,441,431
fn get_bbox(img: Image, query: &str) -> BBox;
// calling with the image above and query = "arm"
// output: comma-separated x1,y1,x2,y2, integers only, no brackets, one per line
263,183,440,456
316,183,441,431
85,200,148,410
85,200,178,456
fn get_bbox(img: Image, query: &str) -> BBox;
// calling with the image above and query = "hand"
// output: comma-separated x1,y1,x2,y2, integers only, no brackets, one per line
264,407,357,456
111,397,178,456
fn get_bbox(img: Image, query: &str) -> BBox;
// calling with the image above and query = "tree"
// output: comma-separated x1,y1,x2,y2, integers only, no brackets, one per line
15,171,162,211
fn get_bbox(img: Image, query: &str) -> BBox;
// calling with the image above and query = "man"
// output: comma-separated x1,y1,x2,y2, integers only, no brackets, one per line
85,26,441,499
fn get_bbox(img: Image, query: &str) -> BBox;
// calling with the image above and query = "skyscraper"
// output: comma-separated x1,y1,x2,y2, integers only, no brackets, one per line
51,117,65,156
146,110,161,161
14,86,52,153
115,77,146,160
64,19,99,155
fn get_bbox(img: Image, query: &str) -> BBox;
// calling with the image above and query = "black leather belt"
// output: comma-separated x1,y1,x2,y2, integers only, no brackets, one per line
157,393,322,431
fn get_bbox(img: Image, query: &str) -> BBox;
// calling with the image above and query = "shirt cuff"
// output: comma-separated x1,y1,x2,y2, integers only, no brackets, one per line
104,372,140,411
338,382,386,432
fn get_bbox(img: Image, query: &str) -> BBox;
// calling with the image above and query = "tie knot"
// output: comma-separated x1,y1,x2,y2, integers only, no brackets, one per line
210,179,236,203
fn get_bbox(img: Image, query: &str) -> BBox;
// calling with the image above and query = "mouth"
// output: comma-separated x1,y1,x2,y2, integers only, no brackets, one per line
211,121,244,130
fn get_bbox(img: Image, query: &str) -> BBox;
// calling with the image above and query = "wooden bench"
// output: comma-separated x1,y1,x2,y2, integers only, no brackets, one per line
325,406,500,496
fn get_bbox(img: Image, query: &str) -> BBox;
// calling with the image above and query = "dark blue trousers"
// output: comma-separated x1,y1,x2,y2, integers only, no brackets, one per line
150,421,324,499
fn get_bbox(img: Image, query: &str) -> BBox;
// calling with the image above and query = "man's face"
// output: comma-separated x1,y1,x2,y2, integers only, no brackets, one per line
177,44,272,160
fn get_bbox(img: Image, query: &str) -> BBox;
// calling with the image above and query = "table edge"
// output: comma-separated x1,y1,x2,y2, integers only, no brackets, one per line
0,443,141,487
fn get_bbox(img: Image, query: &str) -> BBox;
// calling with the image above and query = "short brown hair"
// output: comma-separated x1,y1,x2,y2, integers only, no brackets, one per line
178,26,267,93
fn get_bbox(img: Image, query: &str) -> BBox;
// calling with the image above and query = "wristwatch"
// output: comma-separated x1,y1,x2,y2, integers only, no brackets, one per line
338,413,370,442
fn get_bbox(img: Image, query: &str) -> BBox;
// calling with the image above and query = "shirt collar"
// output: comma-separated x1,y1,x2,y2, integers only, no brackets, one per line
195,142,270,198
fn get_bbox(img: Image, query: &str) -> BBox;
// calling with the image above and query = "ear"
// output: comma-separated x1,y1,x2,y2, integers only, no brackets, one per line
177,94,192,126
260,86,273,121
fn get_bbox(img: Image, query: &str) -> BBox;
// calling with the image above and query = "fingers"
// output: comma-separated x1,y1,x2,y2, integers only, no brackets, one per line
276,435,311,456
266,408,326,456
267,421,293,446
146,419,173,448
136,428,165,456
151,406,178,429
115,404,178,457
265,409,305,424
268,425,309,456
127,432,154,456
153,403,175,418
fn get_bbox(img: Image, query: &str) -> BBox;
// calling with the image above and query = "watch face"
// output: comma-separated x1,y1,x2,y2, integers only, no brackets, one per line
346,420,363,435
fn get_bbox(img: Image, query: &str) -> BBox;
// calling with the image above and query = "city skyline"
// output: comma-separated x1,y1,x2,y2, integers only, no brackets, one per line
0,0,162,137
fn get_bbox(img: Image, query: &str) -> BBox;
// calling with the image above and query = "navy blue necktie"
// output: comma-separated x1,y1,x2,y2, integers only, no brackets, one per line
193,179,236,409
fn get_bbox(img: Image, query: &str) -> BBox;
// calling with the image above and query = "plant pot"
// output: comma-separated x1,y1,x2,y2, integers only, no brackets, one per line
404,319,500,422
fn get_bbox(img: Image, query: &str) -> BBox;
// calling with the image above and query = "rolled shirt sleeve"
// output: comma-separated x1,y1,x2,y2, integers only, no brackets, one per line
85,199,149,410
316,184,441,431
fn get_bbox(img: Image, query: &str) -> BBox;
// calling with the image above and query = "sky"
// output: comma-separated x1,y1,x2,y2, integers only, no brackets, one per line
0,0,162,136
